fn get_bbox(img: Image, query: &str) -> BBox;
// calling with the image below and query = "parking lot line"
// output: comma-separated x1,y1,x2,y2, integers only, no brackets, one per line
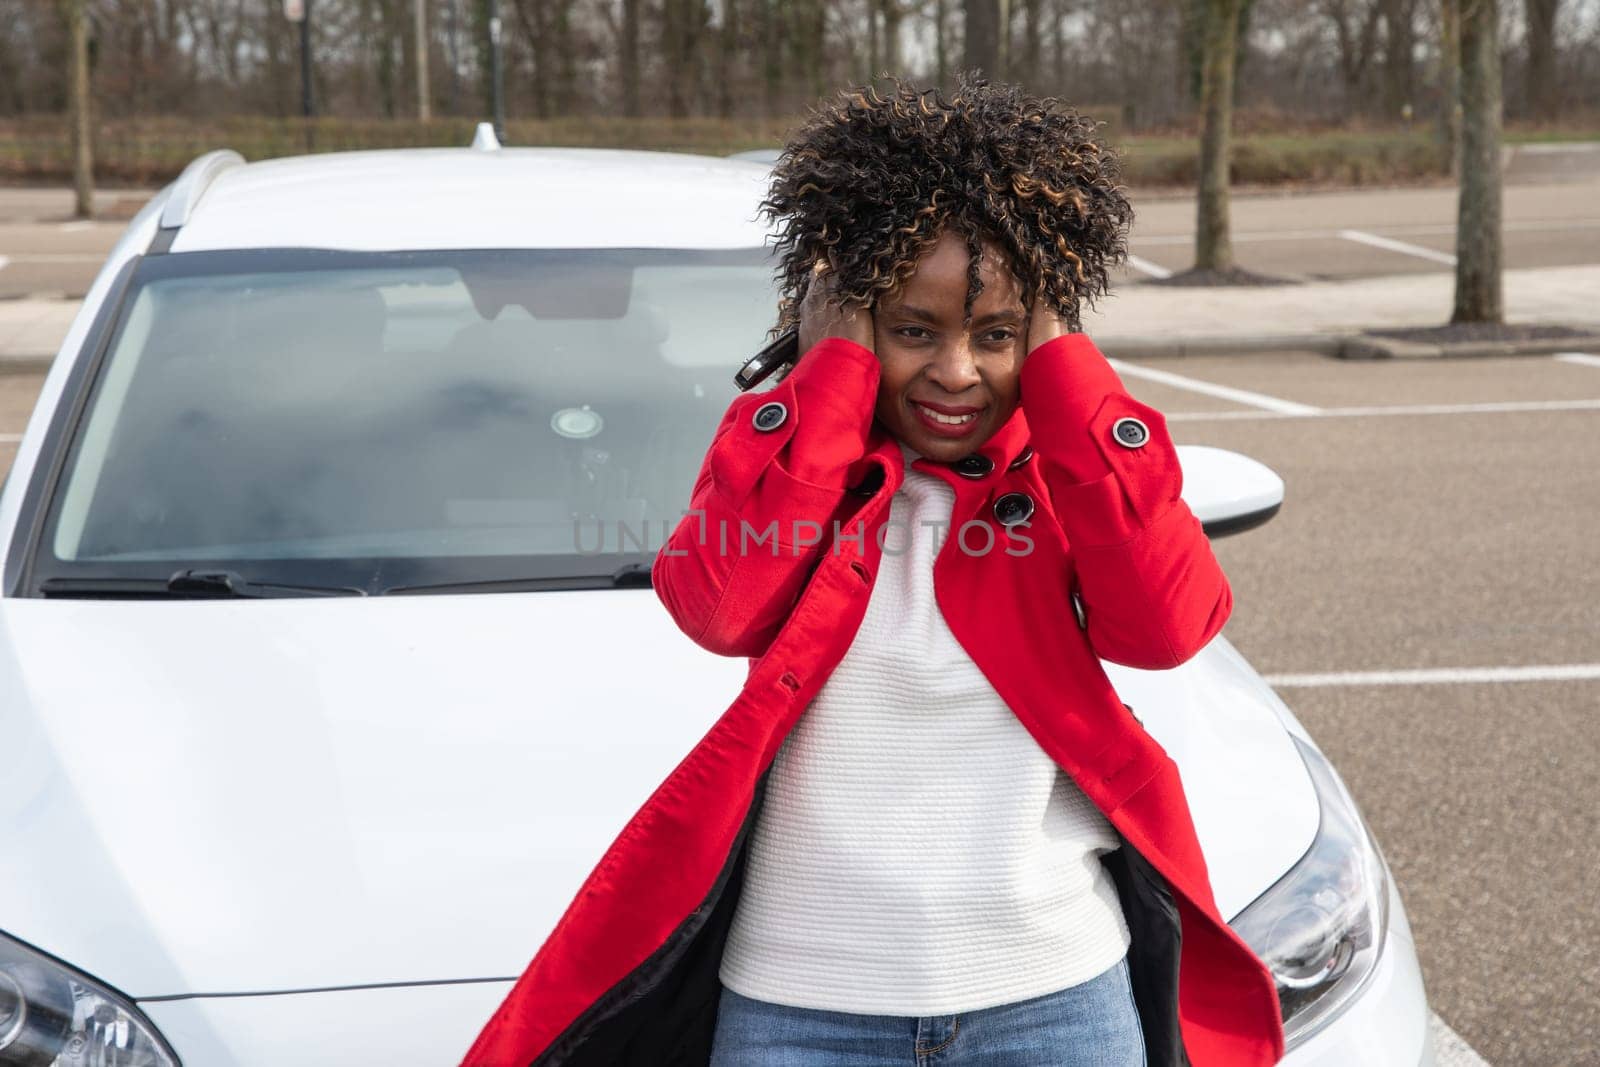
1109,359,1322,415
1555,352,1600,368
0,434,19,443
0,254,9,271
1431,1014,1493,1067
1125,254,1173,279
1265,664,1600,688
1337,229,1458,266
1133,218,1600,246
1168,397,1600,422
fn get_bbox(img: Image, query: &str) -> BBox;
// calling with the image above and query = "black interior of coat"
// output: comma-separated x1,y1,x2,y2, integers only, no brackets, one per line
536,772,1193,1066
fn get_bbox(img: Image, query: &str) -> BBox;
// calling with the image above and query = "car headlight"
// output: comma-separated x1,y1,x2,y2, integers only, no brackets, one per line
1230,733,1389,1049
0,932,178,1066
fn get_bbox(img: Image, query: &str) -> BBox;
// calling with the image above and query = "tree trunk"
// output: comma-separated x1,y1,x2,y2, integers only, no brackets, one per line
935,0,948,85
1452,0,1502,323
63,0,93,218
621,0,640,116
760,0,782,115
664,0,710,117
554,0,574,115
789,0,826,102
716,0,739,117
1379,0,1417,118
1437,0,1461,174
416,0,432,119
882,0,903,75
867,0,879,76
1178,0,1205,106
963,0,998,78
1195,0,1243,272
509,0,553,117
1523,0,1559,117
1018,0,1039,88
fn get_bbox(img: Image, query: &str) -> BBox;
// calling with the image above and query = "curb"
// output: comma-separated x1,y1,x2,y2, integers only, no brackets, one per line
1099,331,1598,361
1338,333,1599,360
0,354,55,372
1097,334,1345,360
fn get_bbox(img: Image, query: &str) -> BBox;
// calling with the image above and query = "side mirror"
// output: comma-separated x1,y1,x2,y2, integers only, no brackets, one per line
1176,445,1284,539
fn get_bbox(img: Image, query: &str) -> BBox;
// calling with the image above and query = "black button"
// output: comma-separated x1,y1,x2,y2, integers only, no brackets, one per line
953,453,994,478
1007,445,1035,470
992,492,1035,527
752,401,788,432
1112,417,1148,448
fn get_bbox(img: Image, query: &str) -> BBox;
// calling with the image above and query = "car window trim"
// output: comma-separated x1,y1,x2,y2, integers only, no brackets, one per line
6,254,143,598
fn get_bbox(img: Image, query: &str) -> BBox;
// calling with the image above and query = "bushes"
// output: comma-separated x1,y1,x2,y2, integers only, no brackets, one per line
0,113,1588,189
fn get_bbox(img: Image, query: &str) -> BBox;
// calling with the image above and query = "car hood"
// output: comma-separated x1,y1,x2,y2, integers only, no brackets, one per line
0,593,1315,998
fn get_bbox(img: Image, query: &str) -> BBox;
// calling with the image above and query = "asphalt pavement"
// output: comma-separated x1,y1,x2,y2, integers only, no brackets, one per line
1124,350,1600,1067
3,345,1596,1065
4,156,1600,1065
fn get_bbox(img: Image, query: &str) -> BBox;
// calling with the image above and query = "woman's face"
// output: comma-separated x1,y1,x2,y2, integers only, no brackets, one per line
870,228,1028,463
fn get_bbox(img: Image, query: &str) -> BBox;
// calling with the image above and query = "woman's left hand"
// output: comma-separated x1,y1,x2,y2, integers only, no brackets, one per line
1025,299,1071,364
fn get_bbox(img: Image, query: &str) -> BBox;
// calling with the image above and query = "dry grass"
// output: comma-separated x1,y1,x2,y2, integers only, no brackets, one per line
1,113,1595,189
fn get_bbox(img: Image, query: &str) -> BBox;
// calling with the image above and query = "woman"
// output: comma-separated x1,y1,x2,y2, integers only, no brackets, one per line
462,74,1285,1067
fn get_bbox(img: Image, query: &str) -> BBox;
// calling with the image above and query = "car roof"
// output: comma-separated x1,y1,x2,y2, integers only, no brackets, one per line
167,146,780,254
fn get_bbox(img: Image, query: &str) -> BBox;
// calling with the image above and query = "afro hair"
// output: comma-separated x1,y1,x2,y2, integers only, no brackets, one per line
759,70,1133,343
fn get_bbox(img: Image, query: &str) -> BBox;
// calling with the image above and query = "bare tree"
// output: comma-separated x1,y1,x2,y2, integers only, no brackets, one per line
758,0,782,114
1452,0,1501,323
620,0,641,116
1320,0,1383,115
59,0,93,218
1378,0,1421,118
715,0,741,117
661,0,710,116
964,0,998,77
1194,0,1245,272
1436,0,1461,173
1523,0,1561,117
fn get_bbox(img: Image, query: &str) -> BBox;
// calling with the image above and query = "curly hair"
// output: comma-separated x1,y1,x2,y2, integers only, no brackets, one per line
759,71,1133,343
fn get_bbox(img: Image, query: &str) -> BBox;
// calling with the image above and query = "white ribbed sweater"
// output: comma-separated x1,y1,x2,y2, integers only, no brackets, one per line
717,443,1131,1015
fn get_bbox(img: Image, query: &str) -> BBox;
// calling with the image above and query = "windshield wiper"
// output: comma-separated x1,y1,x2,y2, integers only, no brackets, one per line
381,562,653,595
38,570,367,599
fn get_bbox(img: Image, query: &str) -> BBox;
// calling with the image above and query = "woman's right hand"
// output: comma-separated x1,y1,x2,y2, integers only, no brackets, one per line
797,256,875,357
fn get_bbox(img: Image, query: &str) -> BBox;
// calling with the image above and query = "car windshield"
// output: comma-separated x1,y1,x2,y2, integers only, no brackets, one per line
28,247,778,594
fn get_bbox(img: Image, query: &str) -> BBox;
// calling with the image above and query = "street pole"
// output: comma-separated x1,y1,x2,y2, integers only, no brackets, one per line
489,9,505,144
415,0,431,121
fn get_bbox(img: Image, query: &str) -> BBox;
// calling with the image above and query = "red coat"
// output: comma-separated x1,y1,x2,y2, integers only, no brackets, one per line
463,334,1286,1066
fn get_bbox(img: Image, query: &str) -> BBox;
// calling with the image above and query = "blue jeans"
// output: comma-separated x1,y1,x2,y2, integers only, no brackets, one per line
708,953,1147,1066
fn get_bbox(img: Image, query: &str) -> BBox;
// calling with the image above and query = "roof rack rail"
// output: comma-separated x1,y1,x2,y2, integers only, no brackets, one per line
153,149,246,242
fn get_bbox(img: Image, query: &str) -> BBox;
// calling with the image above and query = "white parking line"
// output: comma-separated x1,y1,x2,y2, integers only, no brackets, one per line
0,254,9,271
1133,217,1600,247
1109,359,1322,415
1431,1013,1493,1066
0,434,22,443
1338,229,1459,266
1168,397,1600,422
1555,352,1600,368
58,221,93,233
1265,664,1600,688
1125,255,1173,279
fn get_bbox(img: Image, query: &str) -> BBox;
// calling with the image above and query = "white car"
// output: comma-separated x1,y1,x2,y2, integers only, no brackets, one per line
0,132,1432,1066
